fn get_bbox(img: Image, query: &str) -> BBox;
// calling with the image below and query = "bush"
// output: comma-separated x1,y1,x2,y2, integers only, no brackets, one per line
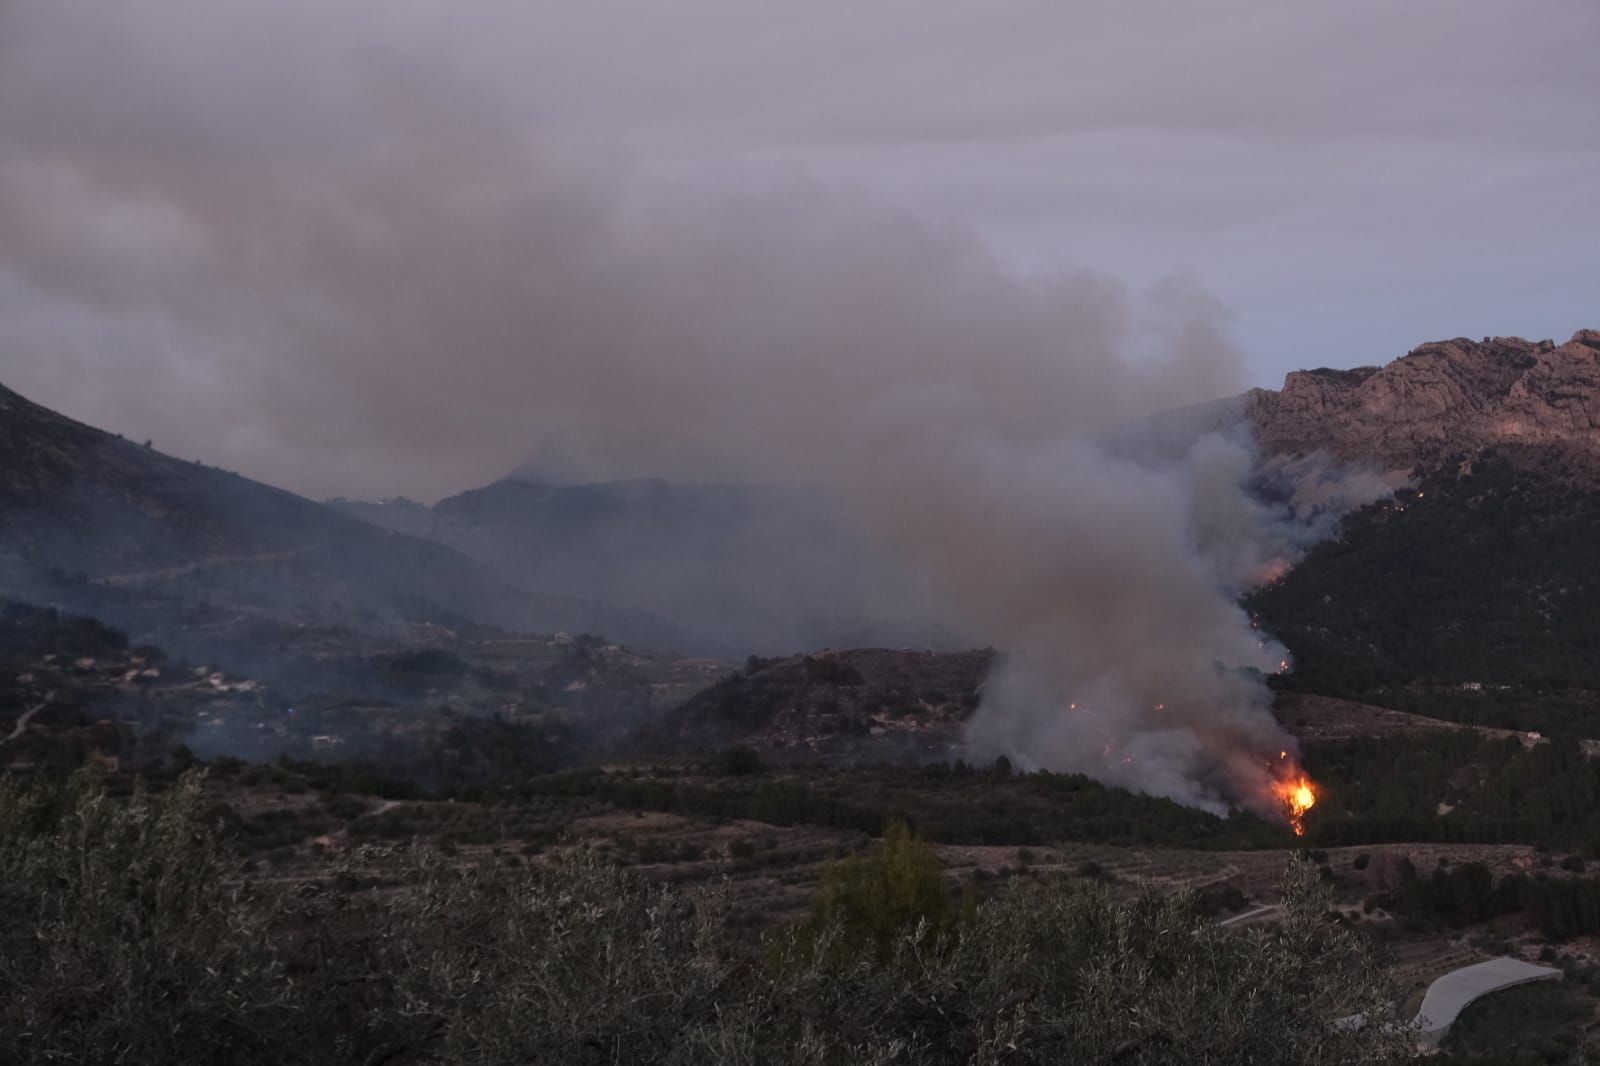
795,820,965,962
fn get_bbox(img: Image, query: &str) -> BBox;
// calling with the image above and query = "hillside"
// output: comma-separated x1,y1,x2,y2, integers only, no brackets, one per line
0,379,378,576
1250,453,1600,698
639,648,995,763
1241,330,1600,725
0,596,728,781
0,381,686,654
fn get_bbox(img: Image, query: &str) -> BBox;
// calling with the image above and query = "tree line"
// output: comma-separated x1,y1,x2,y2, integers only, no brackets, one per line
1389,857,1600,942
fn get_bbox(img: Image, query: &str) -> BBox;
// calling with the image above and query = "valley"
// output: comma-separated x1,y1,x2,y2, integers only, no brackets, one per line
5,329,1600,1060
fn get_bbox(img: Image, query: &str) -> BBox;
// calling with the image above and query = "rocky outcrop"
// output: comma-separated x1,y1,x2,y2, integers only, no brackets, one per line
1246,330,1600,480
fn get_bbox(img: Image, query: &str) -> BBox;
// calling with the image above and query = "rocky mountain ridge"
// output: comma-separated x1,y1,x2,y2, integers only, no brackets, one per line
1245,330,1600,480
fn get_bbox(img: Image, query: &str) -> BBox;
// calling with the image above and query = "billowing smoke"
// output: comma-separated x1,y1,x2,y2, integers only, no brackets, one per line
956,431,1389,814
0,3,1391,810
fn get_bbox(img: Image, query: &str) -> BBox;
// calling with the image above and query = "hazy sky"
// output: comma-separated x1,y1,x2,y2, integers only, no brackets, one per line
2,1,1596,499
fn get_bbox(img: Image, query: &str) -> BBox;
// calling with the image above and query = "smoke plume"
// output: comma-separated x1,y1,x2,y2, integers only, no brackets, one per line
0,3,1391,810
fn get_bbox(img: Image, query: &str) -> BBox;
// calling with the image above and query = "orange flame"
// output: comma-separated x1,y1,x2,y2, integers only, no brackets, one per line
1271,771,1317,836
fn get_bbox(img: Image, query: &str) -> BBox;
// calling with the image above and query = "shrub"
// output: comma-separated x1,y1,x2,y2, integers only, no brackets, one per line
805,822,962,952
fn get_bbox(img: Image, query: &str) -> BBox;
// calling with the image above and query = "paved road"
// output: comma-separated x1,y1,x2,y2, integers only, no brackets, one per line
1414,957,1562,1044
1335,956,1563,1045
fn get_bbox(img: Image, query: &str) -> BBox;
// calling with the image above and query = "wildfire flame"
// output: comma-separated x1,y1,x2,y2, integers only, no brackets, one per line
1272,771,1317,836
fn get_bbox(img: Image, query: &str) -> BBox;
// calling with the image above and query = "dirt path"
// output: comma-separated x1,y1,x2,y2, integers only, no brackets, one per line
2,701,49,746
1218,904,1280,927
100,549,308,587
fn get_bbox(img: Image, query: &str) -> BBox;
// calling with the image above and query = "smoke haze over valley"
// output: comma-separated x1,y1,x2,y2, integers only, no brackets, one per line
12,10,1600,1061
1,2,1595,814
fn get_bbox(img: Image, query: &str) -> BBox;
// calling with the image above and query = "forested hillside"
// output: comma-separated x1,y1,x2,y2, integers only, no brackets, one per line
1251,454,1600,694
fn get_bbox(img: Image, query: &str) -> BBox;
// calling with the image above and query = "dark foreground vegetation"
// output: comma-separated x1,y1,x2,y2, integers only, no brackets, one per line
0,770,1411,1066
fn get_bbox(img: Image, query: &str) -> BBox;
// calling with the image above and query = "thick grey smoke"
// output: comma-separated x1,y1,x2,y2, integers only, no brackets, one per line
957,432,1389,814
0,2,1395,810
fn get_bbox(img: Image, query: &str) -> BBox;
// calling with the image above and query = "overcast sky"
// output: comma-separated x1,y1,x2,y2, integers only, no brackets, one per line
2,1,1596,499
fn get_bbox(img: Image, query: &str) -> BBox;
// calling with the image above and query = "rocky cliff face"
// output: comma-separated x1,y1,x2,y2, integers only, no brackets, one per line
1246,330,1600,480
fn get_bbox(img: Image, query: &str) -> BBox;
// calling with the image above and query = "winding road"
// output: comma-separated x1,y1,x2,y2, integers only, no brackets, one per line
1336,956,1563,1046
1414,957,1562,1046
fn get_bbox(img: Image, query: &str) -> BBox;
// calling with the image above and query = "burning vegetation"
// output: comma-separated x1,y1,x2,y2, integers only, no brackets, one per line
1271,751,1318,836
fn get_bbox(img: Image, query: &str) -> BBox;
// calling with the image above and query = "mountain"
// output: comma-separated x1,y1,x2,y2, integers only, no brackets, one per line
0,381,691,655
0,379,372,579
1246,330,1600,482
334,477,966,657
1243,329,1600,721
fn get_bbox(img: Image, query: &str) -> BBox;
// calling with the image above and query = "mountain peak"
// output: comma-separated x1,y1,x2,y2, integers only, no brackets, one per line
1247,331,1600,480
